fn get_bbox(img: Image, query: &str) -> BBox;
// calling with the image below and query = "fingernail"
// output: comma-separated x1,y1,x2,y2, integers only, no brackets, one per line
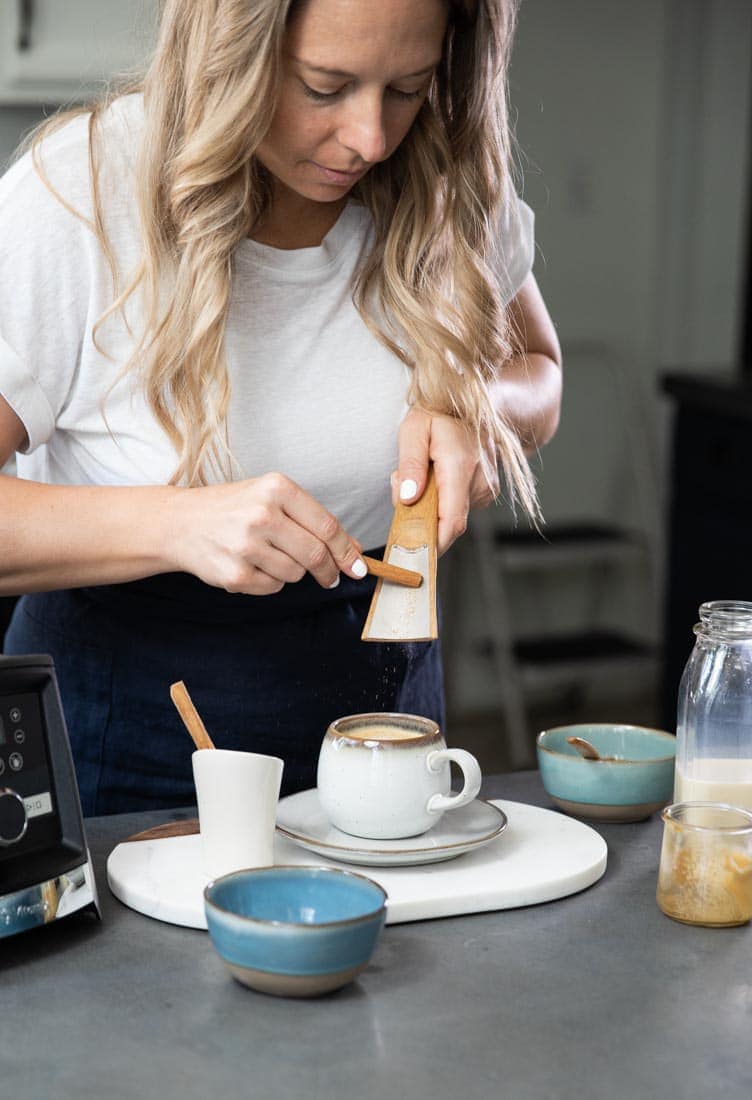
327,575,340,589
400,479,418,501
352,558,367,578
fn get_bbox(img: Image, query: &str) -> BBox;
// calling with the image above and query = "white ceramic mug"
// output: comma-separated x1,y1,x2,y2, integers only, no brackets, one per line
192,749,284,879
316,713,482,839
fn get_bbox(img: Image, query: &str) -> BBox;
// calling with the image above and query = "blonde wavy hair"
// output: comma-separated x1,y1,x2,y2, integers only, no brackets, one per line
24,0,536,515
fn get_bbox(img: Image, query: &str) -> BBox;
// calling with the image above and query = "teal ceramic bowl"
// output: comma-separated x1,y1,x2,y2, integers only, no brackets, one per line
536,724,676,822
204,866,387,997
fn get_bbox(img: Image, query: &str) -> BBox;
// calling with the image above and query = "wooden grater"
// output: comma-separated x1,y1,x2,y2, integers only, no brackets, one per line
361,465,438,642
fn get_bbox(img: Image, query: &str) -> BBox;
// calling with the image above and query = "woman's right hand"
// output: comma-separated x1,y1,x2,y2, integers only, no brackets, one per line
170,472,367,595
0,394,365,597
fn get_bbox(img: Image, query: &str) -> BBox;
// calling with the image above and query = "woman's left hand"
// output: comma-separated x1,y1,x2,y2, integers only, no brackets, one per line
392,407,497,555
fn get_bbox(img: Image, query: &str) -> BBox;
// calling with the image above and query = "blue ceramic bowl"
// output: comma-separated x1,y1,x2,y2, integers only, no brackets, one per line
204,866,387,997
536,724,676,822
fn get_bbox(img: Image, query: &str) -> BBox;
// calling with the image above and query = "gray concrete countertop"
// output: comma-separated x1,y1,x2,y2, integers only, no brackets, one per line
2,771,750,1099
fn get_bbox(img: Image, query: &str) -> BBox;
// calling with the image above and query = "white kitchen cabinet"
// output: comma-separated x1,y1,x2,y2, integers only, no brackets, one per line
0,0,157,105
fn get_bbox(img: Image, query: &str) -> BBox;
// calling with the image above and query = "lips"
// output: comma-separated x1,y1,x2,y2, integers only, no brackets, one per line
311,161,368,186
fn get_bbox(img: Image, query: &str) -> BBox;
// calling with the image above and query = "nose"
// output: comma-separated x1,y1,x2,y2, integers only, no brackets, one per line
337,92,388,165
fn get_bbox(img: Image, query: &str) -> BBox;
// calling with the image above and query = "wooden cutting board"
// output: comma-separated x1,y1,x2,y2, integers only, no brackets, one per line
106,799,607,928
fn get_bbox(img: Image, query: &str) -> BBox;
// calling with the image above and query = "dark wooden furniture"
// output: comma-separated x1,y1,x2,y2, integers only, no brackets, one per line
661,371,752,726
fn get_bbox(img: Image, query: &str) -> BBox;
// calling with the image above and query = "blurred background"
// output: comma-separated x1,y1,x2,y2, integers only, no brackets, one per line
0,0,750,771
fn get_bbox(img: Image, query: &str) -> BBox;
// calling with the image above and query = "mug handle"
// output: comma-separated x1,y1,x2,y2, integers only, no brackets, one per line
425,749,482,814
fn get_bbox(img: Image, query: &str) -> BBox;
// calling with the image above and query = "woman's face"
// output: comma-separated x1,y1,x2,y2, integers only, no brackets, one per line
256,0,448,206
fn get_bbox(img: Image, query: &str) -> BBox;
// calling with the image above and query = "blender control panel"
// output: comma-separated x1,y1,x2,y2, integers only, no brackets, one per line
0,691,59,853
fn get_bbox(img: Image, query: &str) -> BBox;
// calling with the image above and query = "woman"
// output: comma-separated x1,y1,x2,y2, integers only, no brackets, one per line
0,0,561,814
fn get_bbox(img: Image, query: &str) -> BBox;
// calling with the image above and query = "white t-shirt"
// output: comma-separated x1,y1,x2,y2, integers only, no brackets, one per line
0,95,535,550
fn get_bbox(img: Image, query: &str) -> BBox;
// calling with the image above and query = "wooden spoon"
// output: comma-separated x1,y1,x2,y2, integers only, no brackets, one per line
169,680,215,751
566,735,616,762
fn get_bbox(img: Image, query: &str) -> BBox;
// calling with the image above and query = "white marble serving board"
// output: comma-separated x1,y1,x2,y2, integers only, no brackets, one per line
106,800,607,928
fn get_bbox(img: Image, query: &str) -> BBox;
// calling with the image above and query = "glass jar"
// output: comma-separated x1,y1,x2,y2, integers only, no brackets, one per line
674,600,752,809
656,802,752,927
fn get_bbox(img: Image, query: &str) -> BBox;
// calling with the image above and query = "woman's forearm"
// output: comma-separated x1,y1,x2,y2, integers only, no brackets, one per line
0,476,181,595
494,273,562,454
0,471,369,597
491,349,562,454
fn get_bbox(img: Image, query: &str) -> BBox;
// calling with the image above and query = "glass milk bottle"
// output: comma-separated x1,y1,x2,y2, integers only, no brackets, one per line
674,601,752,809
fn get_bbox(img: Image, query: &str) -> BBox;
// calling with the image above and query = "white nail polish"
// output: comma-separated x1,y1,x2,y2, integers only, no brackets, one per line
327,575,340,589
400,479,418,501
352,558,367,578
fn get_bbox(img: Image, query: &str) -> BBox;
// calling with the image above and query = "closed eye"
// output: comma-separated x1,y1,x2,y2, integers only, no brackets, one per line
301,82,344,102
388,86,427,102
301,81,428,104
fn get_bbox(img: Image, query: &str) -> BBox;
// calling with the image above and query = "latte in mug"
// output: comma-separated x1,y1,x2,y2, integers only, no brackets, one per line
317,713,482,839
341,723,423,742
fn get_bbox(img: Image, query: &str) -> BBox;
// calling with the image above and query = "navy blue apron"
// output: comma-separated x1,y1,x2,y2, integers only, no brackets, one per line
4,562,444,816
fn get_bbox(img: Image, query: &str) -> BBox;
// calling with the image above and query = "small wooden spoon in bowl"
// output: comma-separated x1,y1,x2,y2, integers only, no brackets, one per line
566,735,617,762
170,680,215,751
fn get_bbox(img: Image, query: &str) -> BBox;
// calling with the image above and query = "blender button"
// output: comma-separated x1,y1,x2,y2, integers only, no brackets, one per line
13,729,25,744
9,752,23,771
9,708,21,723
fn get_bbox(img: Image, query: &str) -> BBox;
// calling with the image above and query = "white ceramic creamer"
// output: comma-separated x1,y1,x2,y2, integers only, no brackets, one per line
317,713,482,839
192,749,283,879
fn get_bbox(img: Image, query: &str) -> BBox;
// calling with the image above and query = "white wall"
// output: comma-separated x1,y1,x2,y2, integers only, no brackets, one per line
513,0,665,363
655,0,752,369
510,0,669,531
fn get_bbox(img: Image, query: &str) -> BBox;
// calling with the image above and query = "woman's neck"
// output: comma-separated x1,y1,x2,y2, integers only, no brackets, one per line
250,184,348,249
